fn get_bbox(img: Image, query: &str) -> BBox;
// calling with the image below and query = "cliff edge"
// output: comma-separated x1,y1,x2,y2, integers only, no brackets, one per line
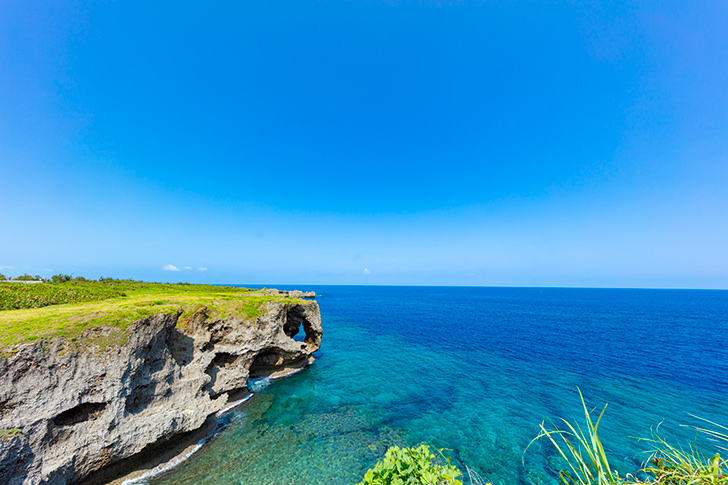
0,295,322,485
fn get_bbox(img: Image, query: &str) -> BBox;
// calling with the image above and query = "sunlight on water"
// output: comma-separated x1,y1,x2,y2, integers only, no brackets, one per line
150,287,728,485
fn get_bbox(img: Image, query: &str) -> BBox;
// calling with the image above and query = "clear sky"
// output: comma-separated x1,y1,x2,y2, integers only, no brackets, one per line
1,0,726,288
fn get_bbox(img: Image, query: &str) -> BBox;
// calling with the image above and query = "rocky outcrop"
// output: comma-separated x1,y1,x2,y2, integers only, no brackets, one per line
0,298,322,485
259,289,316,299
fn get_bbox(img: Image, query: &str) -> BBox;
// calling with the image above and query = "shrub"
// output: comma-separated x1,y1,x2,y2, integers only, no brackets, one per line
357,445,464,485
14,274,42,281
51,274,72,283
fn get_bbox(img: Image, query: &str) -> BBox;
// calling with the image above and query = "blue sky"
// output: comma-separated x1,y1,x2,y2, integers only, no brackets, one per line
1,0,727,288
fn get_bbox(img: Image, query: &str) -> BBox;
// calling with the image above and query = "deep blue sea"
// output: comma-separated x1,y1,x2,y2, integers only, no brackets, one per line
149,286,728,485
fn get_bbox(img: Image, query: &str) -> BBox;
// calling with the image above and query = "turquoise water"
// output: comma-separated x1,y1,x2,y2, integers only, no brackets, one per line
150,286,728,485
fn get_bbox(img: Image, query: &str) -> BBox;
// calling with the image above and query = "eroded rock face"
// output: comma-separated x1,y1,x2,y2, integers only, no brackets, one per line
0,299,322,485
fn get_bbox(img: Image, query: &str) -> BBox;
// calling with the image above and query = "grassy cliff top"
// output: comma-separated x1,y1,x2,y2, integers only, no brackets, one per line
0,281,310,349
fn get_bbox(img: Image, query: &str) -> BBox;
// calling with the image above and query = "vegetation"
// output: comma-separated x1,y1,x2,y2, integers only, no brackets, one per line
639,418,728,485
527,389,624,485
0,278,311,349
358,394,727,485
0,428,21,441
12,274,44,281
0,281,126,311
526,390,728,485
357,445,468,485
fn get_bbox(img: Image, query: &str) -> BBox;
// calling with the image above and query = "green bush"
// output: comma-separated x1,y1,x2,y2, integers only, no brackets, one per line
51,274,72,283
357,445,463,485
14,274,42,281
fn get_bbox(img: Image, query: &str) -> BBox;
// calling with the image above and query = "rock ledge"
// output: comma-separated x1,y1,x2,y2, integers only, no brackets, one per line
0,295,322,485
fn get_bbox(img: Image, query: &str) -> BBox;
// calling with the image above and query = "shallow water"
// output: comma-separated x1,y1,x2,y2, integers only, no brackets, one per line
149,286,728,485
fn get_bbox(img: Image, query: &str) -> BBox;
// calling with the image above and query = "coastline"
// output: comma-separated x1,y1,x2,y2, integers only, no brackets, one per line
99,359,316,485
0,283,323,485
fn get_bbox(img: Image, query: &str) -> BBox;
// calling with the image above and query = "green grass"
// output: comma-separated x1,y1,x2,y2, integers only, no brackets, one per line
0,428,21,441
0,281,126,310
0,281,313,349
638,417,728,484
525,390,728,485
526,389,623,485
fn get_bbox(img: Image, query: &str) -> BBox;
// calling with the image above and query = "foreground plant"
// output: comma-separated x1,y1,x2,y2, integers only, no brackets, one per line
527,390,728,485
356,445,465,485
639,417,728,484
361,395,728,485
526,389,624,485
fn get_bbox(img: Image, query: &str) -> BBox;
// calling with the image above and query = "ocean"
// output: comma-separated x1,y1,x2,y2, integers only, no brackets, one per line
147,286,728,485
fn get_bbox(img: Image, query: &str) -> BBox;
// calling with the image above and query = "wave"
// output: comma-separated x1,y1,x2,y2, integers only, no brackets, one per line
121,438,208,485
122,393,255,485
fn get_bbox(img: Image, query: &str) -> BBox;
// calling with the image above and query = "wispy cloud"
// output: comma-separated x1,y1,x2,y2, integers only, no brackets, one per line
197,267,208,271
363,268,371,275
162,264,181,271
184,266,192,270
0,265,13,270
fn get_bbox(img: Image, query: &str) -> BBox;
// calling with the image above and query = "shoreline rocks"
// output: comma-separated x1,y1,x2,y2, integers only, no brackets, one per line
0,296,322,485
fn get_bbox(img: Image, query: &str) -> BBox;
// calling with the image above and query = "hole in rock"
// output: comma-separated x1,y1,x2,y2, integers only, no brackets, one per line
283,305,320,349
251,350,282,368
53,402,107,427
248,349,304,378
283,318,303,339
292,324,306,343
212,352,239,368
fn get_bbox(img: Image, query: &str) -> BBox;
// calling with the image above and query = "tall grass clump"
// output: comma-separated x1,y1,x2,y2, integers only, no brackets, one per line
526,389,625,485
638,417,728,484
527,390,728,485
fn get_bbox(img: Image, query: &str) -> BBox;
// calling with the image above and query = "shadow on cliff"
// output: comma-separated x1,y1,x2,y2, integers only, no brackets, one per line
125,325,196,416
0,434,34,485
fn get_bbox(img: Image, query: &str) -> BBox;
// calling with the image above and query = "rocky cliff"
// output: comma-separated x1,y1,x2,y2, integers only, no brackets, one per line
0,297,322,485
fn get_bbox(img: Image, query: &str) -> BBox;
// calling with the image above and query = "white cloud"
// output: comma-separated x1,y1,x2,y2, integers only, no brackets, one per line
184,266,192,270
163,264,181,271
363,268,371,275
0,265,13,270
197,267,208,271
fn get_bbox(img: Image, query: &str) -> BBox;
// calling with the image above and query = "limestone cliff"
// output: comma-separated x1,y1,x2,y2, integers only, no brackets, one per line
0,297,322,485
